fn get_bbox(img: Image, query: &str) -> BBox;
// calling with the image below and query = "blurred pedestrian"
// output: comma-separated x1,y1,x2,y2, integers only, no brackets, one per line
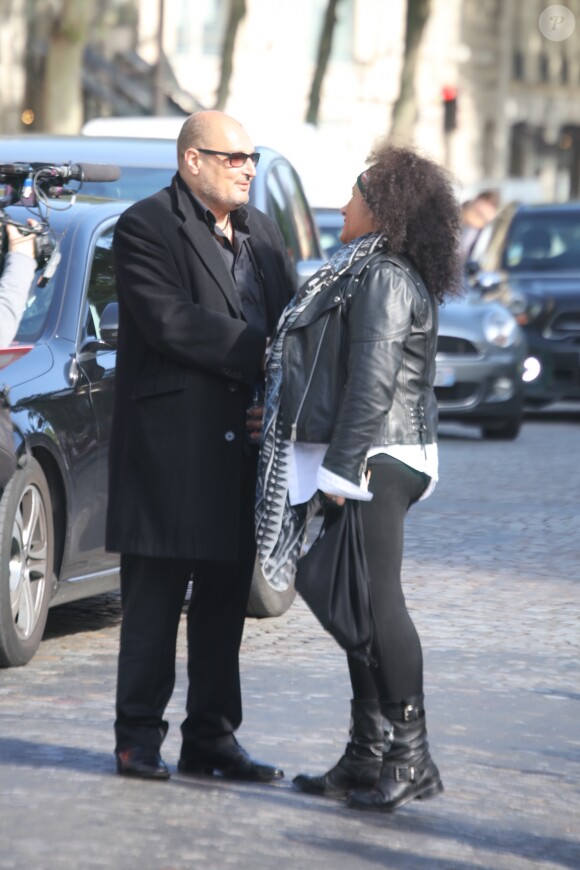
0,220,37,348
256,143,462,813
459,189,499,263
108,110,296,781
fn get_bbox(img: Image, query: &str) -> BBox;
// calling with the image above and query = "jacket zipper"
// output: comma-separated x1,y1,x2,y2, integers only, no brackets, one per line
290,310,334,442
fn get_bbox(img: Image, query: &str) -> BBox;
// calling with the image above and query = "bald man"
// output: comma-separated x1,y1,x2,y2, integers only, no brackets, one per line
108,111,296,781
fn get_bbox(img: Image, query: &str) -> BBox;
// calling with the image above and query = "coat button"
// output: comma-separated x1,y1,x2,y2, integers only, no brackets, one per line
224,431,235,441
227,382,238,393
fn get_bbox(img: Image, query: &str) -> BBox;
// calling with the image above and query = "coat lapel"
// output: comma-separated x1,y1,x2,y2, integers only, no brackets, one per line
172,175,242,317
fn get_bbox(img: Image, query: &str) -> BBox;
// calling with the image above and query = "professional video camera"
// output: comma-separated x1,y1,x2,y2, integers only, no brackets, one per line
0,160,121,284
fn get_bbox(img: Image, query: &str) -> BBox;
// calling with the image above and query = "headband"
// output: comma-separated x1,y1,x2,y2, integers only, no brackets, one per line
356,169,371,200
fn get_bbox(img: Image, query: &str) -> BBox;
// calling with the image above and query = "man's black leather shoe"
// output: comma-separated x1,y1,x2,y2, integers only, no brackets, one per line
178,741,283,782
116,747,170,780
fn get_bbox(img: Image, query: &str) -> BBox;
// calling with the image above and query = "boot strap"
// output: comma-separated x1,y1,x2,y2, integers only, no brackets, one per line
402,704,420,722
383,763,417,783
382,702,422,722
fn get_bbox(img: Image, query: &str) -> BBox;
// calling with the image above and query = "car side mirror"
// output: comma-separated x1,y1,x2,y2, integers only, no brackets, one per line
475,271,503,295
99,302,119,346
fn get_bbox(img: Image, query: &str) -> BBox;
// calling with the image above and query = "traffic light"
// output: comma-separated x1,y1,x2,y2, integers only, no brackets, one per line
442,86,457,133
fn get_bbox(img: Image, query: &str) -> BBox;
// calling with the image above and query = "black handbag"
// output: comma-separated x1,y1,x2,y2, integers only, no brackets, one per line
295,497,374,665
0,386,17,490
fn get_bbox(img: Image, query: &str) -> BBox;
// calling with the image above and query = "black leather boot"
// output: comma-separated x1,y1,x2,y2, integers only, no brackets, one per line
347,695,443,813
293,700,383,798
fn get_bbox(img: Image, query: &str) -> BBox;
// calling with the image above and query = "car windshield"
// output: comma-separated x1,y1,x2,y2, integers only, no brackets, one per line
80,167,174,201
502,211,580,271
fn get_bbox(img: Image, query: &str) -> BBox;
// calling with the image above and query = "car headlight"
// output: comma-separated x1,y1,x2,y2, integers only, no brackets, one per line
505,288,544,325
482,308,519,348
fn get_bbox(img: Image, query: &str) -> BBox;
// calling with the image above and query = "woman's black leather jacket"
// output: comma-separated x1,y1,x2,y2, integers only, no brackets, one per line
279,250,439,486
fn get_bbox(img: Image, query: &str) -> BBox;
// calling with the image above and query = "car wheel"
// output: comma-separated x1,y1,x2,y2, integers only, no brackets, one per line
246,556,296,618
0,458,54,667
482,417,522,441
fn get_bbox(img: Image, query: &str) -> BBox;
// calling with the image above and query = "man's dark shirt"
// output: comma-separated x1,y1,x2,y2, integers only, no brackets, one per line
186,189,268,337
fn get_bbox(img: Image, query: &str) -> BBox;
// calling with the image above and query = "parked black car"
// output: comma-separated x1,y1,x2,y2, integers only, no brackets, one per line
0,136,324,284
468,201,580,405
0,141,325,667
313,207,526,439
0,201,123,667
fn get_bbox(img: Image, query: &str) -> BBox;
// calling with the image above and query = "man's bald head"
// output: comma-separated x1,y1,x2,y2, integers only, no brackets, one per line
176,110,257,220
177,111,249,168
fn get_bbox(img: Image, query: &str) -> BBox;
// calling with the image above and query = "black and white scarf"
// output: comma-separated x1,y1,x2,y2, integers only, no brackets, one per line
255,231,386,590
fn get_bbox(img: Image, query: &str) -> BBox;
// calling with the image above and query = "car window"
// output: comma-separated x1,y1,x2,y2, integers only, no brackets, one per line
315,210,343,257
273,162,321,262
80,167,174,202
83,225,117,340
265,169,300,267
13,267,58,344
502,212,580,271
318,227,342,258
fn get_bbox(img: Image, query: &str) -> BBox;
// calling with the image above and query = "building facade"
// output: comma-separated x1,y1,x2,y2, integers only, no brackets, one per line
137,0,580,205
2,1,579,205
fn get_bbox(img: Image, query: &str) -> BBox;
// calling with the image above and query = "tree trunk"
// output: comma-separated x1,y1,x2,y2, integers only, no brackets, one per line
305,0,342,126
153,0,166,115
215,0,246,111
0,0,28,133
389,0,432,144
43,0,93,133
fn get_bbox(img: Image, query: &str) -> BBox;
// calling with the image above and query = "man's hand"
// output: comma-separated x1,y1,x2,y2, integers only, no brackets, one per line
245,403,263,444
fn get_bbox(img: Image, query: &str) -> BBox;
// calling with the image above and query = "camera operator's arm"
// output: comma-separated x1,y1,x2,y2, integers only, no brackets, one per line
0,221,37,348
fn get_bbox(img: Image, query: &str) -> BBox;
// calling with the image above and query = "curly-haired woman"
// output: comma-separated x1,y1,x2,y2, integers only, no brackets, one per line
256,143,462,813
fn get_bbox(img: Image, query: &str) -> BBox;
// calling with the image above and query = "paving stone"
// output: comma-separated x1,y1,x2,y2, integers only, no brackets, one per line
0,411,578,869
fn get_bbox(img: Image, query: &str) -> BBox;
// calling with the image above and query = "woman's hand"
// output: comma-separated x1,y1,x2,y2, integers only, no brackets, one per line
322,492,345,507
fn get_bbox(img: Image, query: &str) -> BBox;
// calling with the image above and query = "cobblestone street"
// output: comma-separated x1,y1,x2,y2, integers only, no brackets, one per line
0,410,579,869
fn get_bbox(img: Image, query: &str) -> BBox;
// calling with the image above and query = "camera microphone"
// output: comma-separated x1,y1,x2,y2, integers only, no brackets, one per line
0,162,121,183
0,164,30,176
53,163,121,183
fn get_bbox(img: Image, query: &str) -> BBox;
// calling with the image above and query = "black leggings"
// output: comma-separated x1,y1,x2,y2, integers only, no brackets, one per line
347,456,429,704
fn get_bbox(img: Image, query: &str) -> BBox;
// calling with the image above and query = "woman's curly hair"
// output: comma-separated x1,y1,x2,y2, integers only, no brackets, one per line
362,142,463,302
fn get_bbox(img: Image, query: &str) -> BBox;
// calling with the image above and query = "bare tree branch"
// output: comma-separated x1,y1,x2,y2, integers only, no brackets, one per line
43,0,93,133
389,0,432,144
306,0,342,126
215,0,246,110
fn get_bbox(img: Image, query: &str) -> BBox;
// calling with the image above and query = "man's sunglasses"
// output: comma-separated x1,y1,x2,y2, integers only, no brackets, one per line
197,148,260,168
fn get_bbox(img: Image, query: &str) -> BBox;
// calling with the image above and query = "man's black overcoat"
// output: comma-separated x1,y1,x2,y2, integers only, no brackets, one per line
106,174,296,560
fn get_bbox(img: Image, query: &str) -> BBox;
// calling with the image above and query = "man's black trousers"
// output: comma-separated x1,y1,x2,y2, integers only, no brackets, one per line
114,453,257,755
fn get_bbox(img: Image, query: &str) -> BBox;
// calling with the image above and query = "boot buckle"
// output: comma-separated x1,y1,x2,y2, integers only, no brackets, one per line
394,765,416,782
403,704,419,722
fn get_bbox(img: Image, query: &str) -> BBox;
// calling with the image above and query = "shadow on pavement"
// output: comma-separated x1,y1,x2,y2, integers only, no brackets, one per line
0,736,115,774
173,776,580,870
43,592,121,640
524,405,580,423
284,825,580,870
